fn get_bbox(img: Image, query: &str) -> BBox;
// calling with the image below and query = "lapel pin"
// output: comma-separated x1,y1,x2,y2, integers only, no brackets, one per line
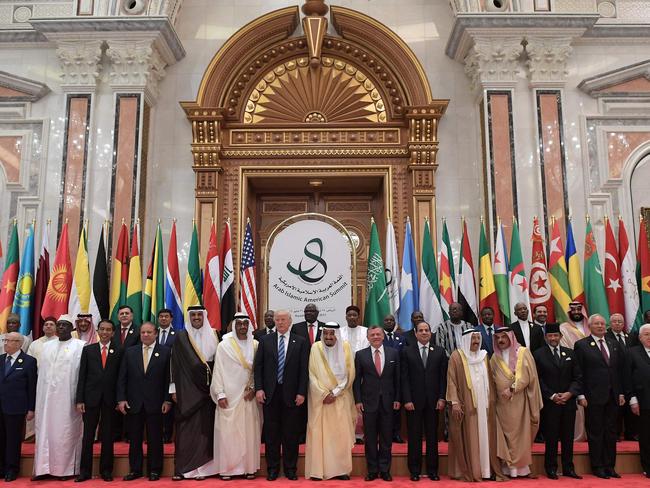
154,352,160,357
429,347,434,351
129,330,133,334
109,349,114,354
292,340,296,343
17,358,23,363
561,352,566,356
590,342,596,346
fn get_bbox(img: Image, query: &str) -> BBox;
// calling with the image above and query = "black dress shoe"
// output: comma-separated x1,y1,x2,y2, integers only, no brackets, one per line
355,438,364,445
4,473,17,482
337,475,350,480
546,471,558,480
75,474,91,482
592,469,609,479
123,472,143,481
171,474,184,481
365,473,378,481
102,474,113,482
380,472,392,481
563,471,582,479
148,472,160,481
428,474,440,481
607,469,621,478
267,472,278,481
410,474,420,481
644,472,650,478
393,434,405,444
286,473,298,481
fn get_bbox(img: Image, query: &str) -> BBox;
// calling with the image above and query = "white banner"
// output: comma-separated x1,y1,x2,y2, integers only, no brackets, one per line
268,218,353,324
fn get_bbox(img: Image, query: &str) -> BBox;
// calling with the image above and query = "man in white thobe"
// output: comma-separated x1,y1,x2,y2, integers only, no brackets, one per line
211,312,261,479
26,317,58,364
33,314,85,478
305,322,356,480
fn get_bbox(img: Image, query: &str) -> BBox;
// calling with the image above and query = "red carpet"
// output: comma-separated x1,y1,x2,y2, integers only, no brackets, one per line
9,474,650,486
20,441,640,456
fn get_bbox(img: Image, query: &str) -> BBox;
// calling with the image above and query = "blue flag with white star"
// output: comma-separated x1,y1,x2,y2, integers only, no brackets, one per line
398,219,419,330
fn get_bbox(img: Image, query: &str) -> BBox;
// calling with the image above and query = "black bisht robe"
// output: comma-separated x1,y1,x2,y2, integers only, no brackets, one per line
172,330,216,473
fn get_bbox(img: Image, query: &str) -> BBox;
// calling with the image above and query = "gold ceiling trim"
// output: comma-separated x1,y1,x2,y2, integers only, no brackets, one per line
243,56,387,124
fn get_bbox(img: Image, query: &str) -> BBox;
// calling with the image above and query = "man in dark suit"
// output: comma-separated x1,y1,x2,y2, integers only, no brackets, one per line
606,313,636,441
401,321,447,481
475,307,496,356
510,302,544,352
383,313,406,443
254,310,309,481
116,305,140,350
117,322,172,481
533,323,582,479
353,325,400,481
0,332,36,482
533,304,549,334
574,313,627,479
292,304,325,345
156,308,177,443
628,324,650,478
75,319,122,482
402,311,425,347
253,310,275,341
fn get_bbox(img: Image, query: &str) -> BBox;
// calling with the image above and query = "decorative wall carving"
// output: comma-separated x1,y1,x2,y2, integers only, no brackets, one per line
525,36,573,86
56,40,103,90
106,39,166,102
464,37,523,90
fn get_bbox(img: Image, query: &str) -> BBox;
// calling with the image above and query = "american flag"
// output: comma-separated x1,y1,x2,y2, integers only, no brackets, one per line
239,221,257,328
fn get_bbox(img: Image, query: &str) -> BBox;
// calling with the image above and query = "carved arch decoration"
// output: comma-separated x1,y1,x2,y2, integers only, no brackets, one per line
181,2,448,266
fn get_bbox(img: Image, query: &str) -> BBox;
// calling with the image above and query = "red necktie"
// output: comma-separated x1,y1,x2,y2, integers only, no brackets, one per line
599,339,610,365
309,324,315,344
101,346,107,369
374,349,382,376
121,327,128,343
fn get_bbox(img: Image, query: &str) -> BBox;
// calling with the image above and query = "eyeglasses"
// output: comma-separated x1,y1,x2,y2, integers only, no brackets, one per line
2,339,21,343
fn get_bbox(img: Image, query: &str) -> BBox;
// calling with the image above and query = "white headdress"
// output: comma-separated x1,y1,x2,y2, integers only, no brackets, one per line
230,312,254,364
322,322,347,383
460,328,487,364
185,306,219,361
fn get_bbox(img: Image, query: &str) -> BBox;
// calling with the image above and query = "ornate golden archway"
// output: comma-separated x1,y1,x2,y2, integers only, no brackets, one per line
181,1,447,308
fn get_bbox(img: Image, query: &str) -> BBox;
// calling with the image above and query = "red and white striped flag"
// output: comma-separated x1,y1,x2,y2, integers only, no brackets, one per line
239,220,257,329
203,223,221,330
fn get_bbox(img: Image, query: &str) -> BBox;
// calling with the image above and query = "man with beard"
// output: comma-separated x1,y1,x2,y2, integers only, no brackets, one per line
305,322,356,481
510,303,544,352
436,302,471,357
533,305,549,334
211,312,261,480
72,314,98,345
171,306,220,480
253,310,275,341
628,324,650,478
476,307,497,356
491,327,542,478
446,329,501,481
33,315,85,479
293,304,325,345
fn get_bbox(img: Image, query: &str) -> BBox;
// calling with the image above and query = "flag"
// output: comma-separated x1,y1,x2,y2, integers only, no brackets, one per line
419,219,444,331
618,217,641,331
364,218,390,327
143,224,165,324
32,225,50,337
638,217,650,322
126,226,142,326
384,219,400,315
109,223,129,324
220,220,236,328
458,219,478,324
566,220,585,310
397,218,419,330
165,221,183,330
493,222,510,324
548,218,571,322
604,217,624,316
479,220,501,325
509,219,530,321
0,222,19,333
93,226,110,320
439,220,455,318
41,222,72,320
183,222,203,313
12,225,34,336
528,217,554,322
68,226,100,325
203,223,221,330
583,219,610,319
239,221,258,329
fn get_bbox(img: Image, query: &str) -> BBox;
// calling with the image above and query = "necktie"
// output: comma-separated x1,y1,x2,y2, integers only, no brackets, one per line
160,329,167,345
101,345,107,368
487,327,493,346
617,334,625,350
143,345,151,372
308,324,315,344
553,347,560,366
277,335,285,384
599,339,610,365
388,332,393,341
374,349,382,375
121,327,128,343
4,357,11,375
421,346,428,367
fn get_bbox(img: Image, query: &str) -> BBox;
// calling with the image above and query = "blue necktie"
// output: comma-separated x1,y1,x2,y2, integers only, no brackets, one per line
277,335,285,384
4,357,12,375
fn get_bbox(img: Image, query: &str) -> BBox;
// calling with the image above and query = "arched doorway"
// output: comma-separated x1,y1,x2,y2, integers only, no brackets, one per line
181,2,448,312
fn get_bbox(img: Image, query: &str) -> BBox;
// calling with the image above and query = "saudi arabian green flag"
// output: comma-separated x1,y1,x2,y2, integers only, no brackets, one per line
583,220,610,319
364,218,390,327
